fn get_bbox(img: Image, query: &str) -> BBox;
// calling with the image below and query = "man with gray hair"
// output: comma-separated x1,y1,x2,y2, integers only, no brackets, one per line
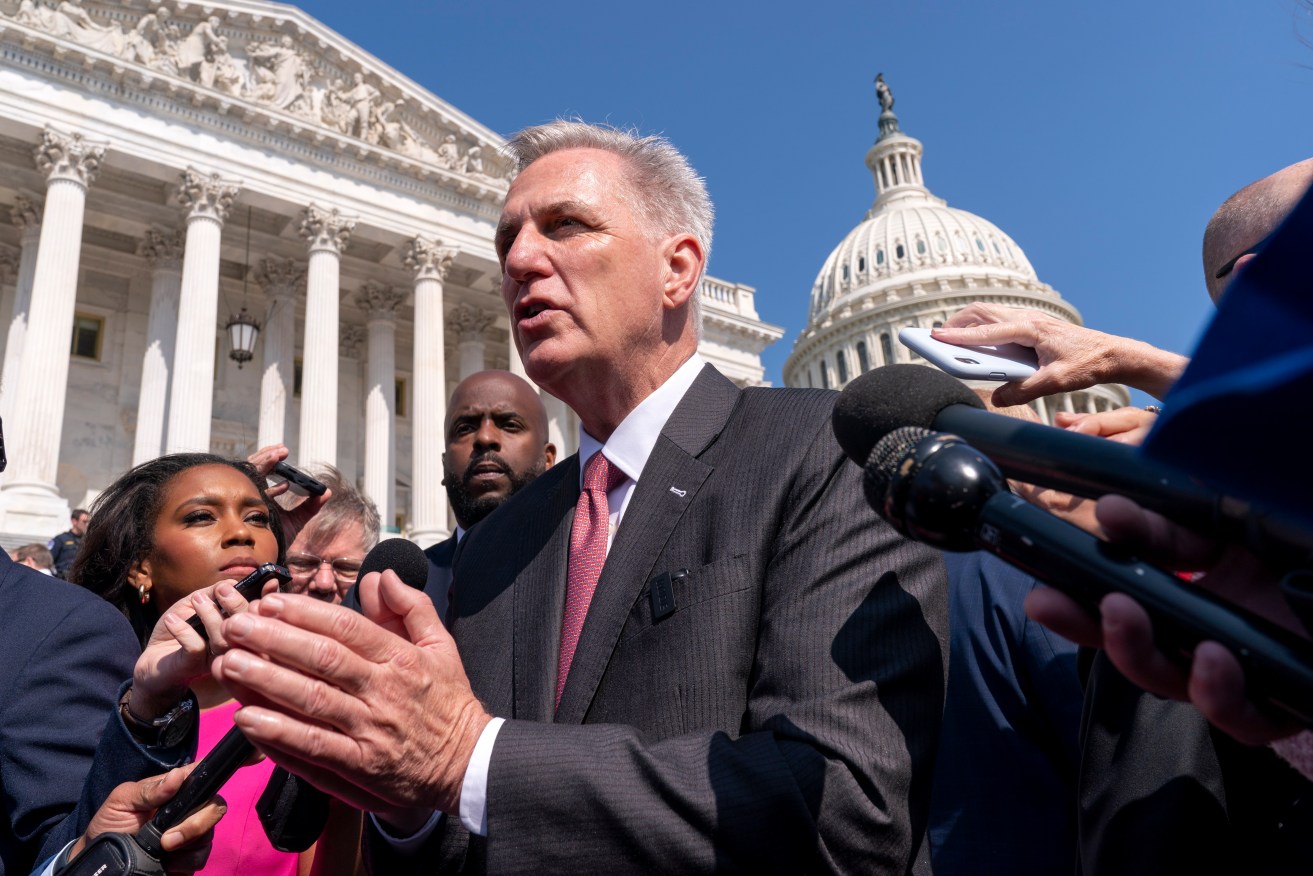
213,120,949,873
281,465,379,604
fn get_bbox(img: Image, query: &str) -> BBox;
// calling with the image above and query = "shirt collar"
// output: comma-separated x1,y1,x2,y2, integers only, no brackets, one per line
577,354,706,485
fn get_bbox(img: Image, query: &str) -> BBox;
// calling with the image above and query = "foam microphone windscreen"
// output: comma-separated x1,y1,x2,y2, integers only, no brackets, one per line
831,364,983,465
358,537,430,591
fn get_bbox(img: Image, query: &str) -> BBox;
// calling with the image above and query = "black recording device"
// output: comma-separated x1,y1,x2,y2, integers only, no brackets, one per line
59,726,255,875
185,563,290,640
270,461,327,498
832,364,1313,565
861,424,1313,727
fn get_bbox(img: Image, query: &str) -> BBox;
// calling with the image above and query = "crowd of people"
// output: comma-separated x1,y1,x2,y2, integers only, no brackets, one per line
0,117,1308,876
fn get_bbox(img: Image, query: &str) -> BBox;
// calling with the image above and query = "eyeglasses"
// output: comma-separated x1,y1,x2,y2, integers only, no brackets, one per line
283,554,364,591
1214,229,1276,280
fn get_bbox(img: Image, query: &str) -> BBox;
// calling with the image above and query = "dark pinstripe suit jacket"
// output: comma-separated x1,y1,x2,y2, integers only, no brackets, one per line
375,364,949,874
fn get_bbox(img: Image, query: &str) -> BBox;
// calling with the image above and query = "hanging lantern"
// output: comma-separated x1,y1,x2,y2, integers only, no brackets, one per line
225,306,260,368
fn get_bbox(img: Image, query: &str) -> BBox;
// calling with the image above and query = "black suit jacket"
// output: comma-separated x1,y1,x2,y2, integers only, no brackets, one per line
423,534,457,623
372,365,949,873
0,553,187,875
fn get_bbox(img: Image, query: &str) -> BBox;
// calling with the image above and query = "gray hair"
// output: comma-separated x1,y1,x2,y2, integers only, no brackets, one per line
296,465,380,553
504,120,713,330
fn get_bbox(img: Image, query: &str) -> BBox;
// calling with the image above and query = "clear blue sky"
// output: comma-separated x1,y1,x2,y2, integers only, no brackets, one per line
300,0,1313,389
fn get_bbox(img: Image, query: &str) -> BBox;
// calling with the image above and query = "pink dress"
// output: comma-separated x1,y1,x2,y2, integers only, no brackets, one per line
195,700,300,876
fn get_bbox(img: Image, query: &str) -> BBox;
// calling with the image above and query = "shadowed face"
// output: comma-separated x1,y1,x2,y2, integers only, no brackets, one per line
442,372,554,529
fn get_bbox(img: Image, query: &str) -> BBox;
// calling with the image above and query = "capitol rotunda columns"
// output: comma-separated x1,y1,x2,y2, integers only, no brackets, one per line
0,128,105,531
297,204,355,467
254,258,305,450
357,281,406,527
133,228,186,464
405,237,454,547
166,168,241,454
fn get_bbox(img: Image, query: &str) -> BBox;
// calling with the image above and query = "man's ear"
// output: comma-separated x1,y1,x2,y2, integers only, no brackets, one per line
440,451,452,486
543,442,557,469
660,233,704,312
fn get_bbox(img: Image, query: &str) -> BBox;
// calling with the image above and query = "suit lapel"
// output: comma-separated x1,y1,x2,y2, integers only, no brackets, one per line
511,457,580,722
554,366,741,724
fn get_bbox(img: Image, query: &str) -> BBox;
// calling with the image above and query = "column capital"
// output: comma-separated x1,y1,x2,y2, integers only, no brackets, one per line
33,127,106,187
299,204,356,254
404,237,456,282
9,194,42,234
253,257,306,298
341,323,366,358
138,228,186,271
356,280,407,320
450,302,494,341
178,168,240,223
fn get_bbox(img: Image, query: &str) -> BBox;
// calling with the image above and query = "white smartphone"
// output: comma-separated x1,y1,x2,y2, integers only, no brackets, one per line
898,327,1039,381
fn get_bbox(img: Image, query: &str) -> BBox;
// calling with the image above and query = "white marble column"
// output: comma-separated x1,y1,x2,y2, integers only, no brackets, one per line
0,194,42,424
0,129,105,532
165,168,240,453
297,204,355,468
357,281,406,527
338,324,366,483
405,237,454,547
132,228,185,464
254,258,304,450
451,303,492,380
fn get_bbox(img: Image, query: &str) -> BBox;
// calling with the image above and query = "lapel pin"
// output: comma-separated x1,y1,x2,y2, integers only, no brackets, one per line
669,486,687,497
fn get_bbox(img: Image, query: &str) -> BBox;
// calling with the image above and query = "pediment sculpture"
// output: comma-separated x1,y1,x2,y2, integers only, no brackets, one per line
6,1,504,184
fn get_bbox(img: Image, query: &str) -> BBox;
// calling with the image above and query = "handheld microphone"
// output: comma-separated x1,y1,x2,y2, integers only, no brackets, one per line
864,424,1313,727
258,537,430,852
833,364,1313,564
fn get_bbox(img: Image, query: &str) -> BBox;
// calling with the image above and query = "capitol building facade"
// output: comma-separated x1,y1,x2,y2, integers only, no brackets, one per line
783,87,1128,420
0,0,783,545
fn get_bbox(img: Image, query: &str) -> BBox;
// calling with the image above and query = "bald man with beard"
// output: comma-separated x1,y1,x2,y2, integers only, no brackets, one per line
427,371,556,620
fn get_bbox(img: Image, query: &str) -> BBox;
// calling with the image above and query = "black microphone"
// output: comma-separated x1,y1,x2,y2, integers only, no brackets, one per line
258,537,430,852
833,364,1313,564
864,424,1313,727
358,537,430,589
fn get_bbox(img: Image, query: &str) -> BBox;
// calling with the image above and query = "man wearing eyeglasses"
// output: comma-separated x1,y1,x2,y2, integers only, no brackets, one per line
283,466,380,603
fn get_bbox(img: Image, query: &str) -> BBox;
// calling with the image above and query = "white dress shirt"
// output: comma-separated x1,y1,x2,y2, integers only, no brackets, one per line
379,354,706,843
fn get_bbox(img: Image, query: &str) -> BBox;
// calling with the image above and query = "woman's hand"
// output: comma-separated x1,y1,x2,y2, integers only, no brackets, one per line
130,580,257,720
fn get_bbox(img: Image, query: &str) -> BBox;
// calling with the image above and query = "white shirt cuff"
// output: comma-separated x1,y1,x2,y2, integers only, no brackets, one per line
370,716,503,846
32,842,70,876
459,716,504,836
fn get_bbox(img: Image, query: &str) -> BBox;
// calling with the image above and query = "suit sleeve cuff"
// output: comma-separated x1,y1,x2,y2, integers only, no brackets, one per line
459,716,504,836
369,716,503,846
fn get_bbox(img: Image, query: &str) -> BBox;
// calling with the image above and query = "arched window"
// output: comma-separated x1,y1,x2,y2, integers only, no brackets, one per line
880,332,895,365
895,244,905,260
842,264,850,281
936,234,947,253
820,361,831,389
876,248,885,265
932,320,943,328
836,351,849,384
916,238,927,255
856,340,870,373
976,238,986,252
858,255,866,273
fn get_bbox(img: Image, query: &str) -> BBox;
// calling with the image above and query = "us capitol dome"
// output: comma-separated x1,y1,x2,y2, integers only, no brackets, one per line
782,77,1128,423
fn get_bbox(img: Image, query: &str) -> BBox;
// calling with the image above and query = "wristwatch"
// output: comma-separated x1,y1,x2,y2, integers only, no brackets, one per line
119,686,198,748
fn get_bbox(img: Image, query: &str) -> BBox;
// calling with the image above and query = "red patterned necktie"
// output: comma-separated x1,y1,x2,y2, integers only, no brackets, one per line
557,451,626,708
